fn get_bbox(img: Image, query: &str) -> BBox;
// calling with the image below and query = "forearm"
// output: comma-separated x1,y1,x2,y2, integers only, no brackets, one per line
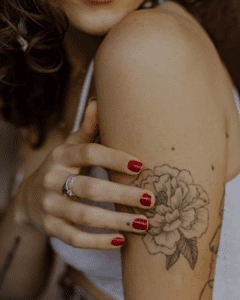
0,196,55,300
0,128,68,299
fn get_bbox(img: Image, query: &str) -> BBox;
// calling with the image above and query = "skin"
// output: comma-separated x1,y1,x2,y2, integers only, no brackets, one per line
52,0,156,80
50,0,169,134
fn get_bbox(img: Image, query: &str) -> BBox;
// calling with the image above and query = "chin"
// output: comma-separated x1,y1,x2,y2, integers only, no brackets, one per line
56,0,145,36
76,10,131,36
67,8,138,36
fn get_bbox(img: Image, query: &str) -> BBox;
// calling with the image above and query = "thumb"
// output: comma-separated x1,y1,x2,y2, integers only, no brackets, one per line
66,98,99,145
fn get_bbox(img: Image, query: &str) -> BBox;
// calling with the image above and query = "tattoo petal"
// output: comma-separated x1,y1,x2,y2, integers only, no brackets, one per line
182,198,209,212
154,165,179,178
177,169,194,185
143,233,177,255
180,208,197,228
153,174,170,195
130,169,154,188
148,226,164,236
177,180,189,200
156,205,172,216
178,207,209,239
154,229,181,250
141,179,158,196
181,184,209,210
171,187,185,210
163,219,182,232
165,209,180,223
149,213,166,227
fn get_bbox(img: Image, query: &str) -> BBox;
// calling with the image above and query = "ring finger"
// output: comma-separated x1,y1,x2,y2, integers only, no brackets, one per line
45,194,148,234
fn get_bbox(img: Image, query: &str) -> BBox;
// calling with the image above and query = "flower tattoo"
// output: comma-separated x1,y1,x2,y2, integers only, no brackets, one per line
125,164,210,270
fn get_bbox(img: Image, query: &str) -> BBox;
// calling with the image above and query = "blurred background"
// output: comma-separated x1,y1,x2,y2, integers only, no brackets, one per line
0,118,21,214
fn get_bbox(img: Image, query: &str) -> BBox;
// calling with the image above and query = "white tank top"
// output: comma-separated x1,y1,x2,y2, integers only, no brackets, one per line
11,1,240,298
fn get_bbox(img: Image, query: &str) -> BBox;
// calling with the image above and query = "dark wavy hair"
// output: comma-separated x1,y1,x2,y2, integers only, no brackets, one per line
0,0,239,149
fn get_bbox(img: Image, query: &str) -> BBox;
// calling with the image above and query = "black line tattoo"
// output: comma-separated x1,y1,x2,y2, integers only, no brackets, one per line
199,185,225,299
58,270,76,300
119,164,210,271
0,237,21,289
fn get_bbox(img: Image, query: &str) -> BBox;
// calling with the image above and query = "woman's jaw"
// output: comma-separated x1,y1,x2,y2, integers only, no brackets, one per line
54,0,146,36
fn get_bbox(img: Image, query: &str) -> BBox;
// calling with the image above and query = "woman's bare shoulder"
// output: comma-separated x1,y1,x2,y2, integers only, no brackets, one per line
95,6,181,59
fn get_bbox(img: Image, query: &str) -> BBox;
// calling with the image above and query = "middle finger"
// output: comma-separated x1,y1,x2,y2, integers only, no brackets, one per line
71,175,155,209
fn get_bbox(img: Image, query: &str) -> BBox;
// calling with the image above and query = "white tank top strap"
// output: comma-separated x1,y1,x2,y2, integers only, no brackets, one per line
71,59,95,134
233,87,240,119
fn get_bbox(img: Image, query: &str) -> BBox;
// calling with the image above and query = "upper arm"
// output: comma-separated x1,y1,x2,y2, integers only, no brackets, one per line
95,10,227,300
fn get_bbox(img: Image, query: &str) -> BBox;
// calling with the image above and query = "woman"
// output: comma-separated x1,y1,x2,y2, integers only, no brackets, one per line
0,0,240,299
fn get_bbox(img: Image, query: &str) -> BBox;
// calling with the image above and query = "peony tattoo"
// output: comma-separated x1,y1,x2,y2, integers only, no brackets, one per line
125,164,210,271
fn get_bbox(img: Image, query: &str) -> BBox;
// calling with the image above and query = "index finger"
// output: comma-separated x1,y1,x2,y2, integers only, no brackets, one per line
59,143,144,176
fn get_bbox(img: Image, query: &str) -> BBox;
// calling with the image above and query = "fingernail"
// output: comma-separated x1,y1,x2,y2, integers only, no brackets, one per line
127,160,143,173
111,237,125,246
132,218,148,230
140,193,152,207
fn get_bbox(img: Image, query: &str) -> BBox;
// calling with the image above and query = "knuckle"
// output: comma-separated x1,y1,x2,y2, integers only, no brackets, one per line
120,187,136,207
70,208,81,224
88,182,98,200
51,145,65,161
66,233,79,248
42,197,52,213
119,188,128,205
83,144,96,162
42,172,53,190
43,215,53,234
115,213,123,229
95,237,101,249
78,206,90,227
84,178,96,199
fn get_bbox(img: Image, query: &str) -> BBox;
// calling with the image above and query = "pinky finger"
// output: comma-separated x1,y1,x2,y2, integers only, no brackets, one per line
46,215,125,250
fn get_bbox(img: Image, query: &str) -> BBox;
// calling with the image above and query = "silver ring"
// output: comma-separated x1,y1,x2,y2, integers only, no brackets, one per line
62,175,77,198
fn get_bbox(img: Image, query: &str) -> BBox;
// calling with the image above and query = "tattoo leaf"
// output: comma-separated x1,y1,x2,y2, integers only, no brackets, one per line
178,236,198,270
166,247,181,270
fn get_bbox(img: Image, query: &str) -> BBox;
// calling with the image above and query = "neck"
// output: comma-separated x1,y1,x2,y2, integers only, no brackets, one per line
63,23,104,81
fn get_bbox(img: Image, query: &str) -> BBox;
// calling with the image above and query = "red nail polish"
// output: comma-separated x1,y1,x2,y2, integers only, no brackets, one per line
127,160,143,173
132,218,148,230
140,193,152,207
111,237,125,246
